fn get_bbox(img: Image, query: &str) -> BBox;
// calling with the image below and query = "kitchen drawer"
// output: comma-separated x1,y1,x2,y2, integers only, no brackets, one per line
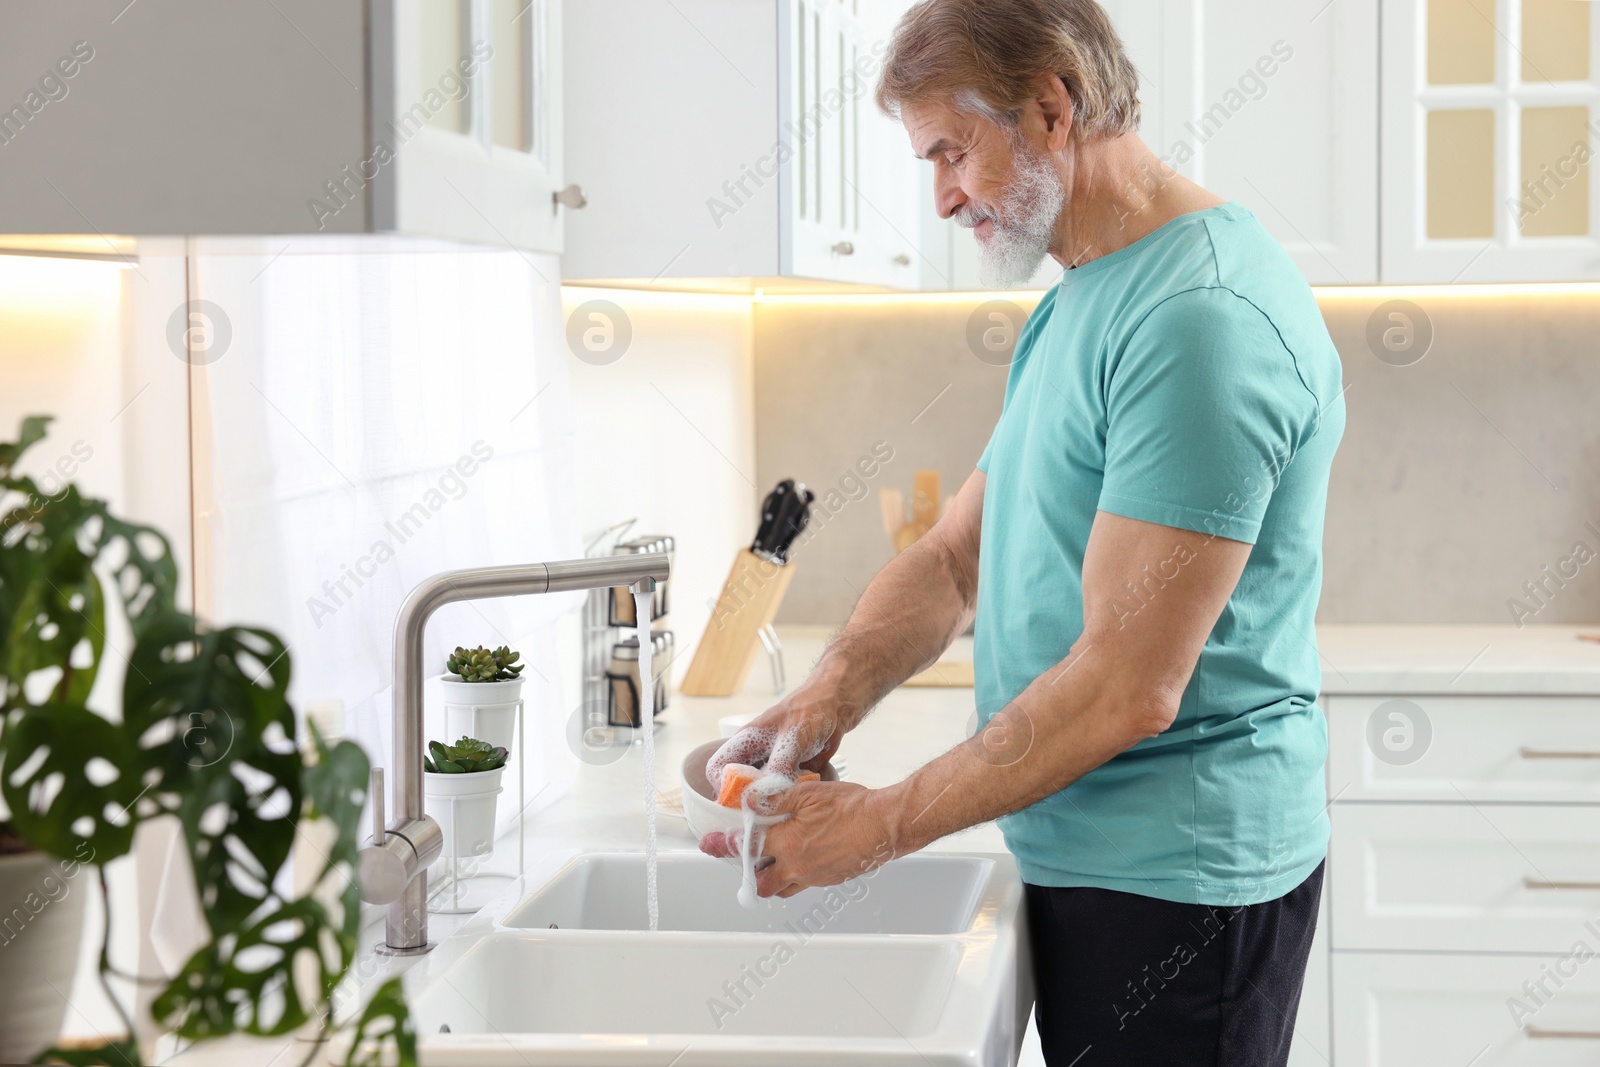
1334,952,1600,1066
1327,695,1600,803
1331,804,1600,953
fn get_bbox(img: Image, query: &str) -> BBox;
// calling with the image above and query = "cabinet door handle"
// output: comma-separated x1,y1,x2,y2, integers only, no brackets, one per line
831,241,855,256
1527,1026,1600,1039
1520,747,1600,760
1524,877,1600,891
891,253,911,266
553,184,588,210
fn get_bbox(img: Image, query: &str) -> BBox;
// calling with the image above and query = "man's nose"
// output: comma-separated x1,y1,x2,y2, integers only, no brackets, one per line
933,167,965,220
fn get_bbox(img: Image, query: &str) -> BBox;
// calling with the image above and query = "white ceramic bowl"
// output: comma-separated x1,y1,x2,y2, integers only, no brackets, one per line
679,739,838,842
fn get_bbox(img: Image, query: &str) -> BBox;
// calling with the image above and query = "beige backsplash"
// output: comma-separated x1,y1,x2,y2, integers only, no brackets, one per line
754,289,1600,626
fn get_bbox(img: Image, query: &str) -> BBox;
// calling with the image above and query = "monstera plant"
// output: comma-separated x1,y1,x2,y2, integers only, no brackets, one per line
0,416,414,1065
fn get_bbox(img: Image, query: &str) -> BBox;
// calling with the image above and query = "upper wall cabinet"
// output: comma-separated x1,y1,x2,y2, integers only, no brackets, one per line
1110,0,1381,285
1383,0,1600,282
0,0,569,253
562,0,928,288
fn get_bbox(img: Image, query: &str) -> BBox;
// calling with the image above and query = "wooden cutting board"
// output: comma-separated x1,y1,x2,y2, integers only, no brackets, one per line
902,659,975,687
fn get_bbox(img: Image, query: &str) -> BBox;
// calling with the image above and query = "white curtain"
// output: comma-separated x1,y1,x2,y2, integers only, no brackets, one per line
189,242,584,822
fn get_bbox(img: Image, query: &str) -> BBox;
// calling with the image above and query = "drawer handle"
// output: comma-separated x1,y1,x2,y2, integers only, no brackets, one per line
1524,878,1600,891
1519,747,1600,760
1527,1026,1600,1039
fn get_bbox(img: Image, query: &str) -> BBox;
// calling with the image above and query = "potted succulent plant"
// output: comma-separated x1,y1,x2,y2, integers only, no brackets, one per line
0,416,415,1065
423,736,510,861
439,645,524,751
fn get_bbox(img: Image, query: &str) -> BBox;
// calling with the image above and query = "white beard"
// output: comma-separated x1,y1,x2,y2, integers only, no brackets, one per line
956,139,1066,288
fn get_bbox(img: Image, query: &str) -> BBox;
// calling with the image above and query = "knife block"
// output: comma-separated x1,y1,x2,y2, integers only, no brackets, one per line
680,549,796,697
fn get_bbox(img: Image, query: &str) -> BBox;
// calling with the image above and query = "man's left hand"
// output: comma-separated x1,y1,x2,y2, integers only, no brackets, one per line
697,780,901,898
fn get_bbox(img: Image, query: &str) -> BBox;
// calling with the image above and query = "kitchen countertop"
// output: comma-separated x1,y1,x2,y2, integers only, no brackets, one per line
162,622,1600,1065
1316,624,1600,694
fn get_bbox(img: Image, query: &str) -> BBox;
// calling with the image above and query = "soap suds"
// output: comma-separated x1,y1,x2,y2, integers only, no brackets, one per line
735,772,794,909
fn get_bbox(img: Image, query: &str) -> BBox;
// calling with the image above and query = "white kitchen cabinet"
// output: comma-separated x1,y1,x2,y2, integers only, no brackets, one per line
1323,678,1600,1066
933,0,1380,289
1333,953,1600,1066
1327,694,1600,803
1382,0,1600,282
0,0,569,252
562,0,927,288
1118,0,1380,284
1331,803,1600,954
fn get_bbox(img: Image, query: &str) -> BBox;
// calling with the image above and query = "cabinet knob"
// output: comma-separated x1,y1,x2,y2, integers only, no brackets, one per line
891,253,911,267
831,241,855,256
554,184,589,210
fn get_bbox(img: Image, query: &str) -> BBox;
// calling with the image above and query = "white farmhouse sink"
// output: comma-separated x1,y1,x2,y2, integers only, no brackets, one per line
502,851,992,935
352,849,1031,1066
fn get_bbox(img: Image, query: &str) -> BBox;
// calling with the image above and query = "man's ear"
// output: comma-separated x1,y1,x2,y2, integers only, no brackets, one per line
1035,74,1075,151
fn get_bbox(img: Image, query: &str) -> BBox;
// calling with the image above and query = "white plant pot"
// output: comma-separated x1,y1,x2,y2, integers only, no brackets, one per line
0,850,90,1062
424,768,505,860
438,675,523,751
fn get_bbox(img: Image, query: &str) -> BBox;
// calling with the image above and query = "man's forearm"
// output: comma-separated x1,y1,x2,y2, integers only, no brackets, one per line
869,635,1168,855
808,530,977,730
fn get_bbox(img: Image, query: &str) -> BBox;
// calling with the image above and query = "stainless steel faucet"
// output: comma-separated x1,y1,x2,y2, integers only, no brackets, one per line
357,554,671,954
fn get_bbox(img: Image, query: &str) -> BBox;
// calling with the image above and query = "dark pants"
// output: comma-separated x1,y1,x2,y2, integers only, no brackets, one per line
1025,862,1324,1067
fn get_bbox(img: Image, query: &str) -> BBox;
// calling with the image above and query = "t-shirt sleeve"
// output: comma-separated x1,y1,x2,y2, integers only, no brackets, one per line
1097,287,1318,545
977,427,996,473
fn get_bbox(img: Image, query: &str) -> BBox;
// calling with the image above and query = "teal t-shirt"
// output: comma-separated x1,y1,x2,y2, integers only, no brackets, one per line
974,202,1344,906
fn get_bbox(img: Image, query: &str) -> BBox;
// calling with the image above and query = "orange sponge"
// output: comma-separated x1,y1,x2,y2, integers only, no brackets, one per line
715,764,761,808
715,766,824,809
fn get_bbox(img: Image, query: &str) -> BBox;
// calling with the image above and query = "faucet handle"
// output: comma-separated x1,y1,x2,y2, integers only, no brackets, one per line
370,766,385,846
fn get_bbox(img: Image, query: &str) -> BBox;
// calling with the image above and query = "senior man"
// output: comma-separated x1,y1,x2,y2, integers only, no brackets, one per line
700,1,1344,1062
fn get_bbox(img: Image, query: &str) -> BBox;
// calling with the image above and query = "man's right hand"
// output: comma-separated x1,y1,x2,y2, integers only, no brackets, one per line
703,683,858,801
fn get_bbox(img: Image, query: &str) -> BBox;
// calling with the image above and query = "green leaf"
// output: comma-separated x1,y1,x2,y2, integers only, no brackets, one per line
341,978,417,1067
122,614,294,783
153,895,346,1039
0,414,51,476
94,513,178,635
301,734,370,885
1,703,142,861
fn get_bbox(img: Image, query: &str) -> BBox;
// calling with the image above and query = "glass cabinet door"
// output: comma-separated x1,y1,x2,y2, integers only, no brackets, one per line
1384,0,1600,281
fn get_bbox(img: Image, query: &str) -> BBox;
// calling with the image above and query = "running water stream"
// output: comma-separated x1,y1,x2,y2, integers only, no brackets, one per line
635,588,659,931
